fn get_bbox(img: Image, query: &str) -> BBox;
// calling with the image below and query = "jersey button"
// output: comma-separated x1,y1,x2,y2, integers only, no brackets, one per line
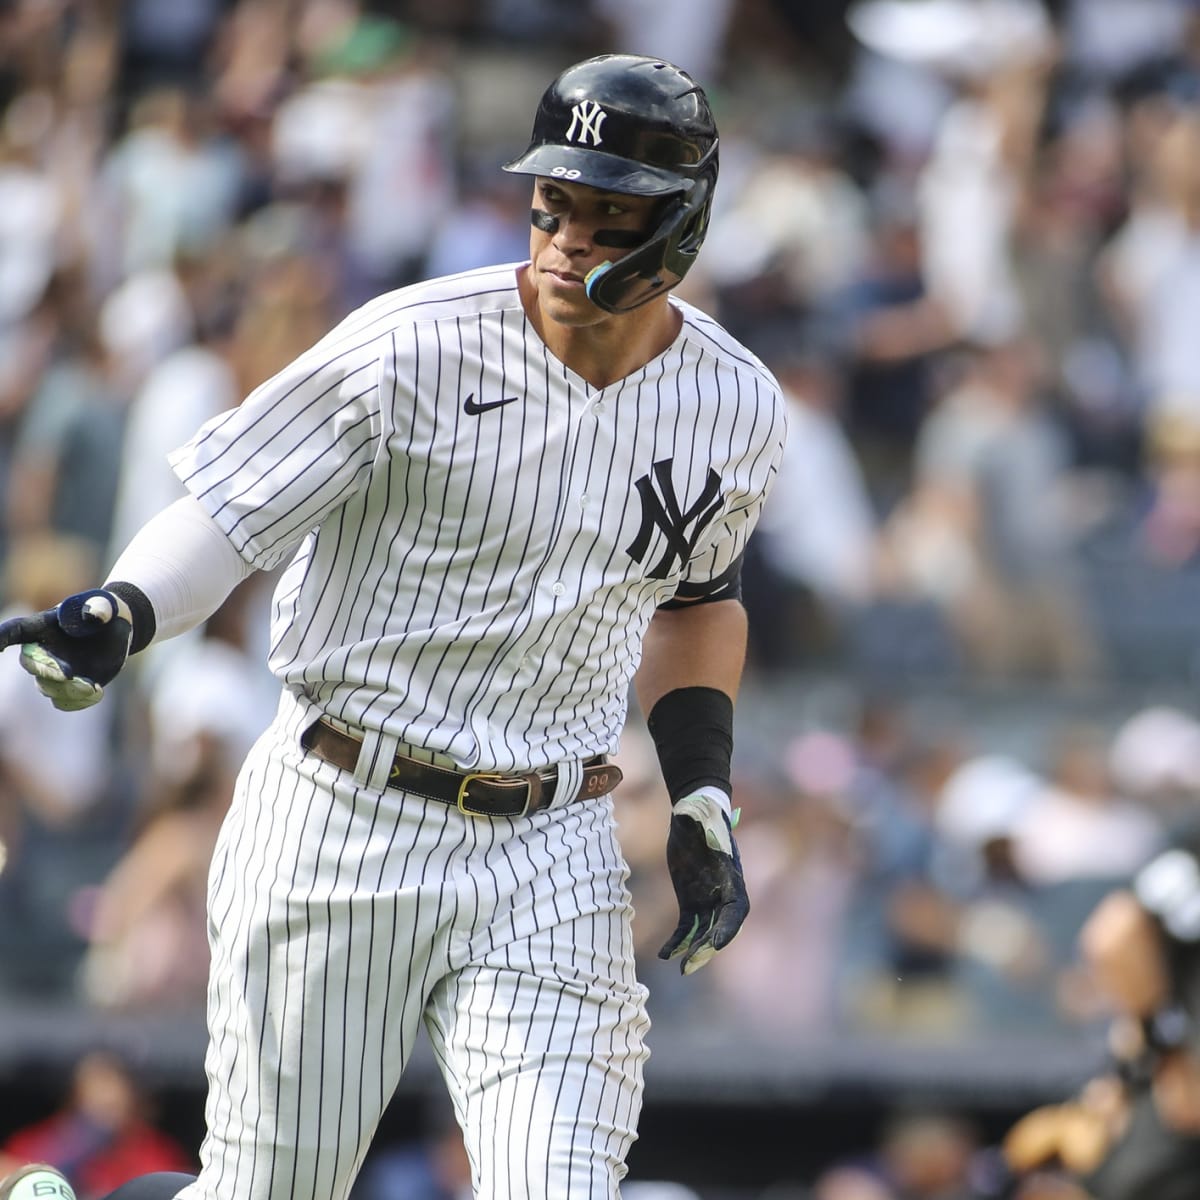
579,494,589,507
552,582,566,596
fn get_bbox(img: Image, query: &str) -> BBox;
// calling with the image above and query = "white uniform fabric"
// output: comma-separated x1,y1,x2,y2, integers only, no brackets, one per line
161,261,786,1200
168,263,784,777
107,495,253,643
186,690,650,1200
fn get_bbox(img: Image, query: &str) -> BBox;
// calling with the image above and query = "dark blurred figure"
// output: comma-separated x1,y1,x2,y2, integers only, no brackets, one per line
810,1109,986,1200
115,0,231,103
0,1050,193,1200
351,1092,470,1200
825,179,956,514
875,335,1101,683
744,341,877,671
1003,817,1200,1198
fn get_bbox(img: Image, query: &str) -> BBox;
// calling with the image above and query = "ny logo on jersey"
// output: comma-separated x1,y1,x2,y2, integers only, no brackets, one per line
565,100,607,146
626,458,724,579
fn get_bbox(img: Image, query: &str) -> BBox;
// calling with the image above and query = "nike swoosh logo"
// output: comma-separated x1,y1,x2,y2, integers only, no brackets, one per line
463,393,519,416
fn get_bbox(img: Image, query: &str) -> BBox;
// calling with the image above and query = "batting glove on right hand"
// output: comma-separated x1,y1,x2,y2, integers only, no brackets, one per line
659,787,749,975
0,588,133,711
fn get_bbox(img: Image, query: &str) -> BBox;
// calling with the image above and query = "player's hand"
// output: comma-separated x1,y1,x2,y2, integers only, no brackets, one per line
659,788,749,975
1004,1081,1125,1177
0,588,132,711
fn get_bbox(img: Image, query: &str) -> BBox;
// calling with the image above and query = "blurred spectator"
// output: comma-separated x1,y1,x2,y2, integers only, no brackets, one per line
0,1048,194,1199
6,306,128,561
703,108,871,345
96,87,245,281
76,730,231,1012
0,533,117,996
706,729,861,1032
95,267,193,394
423,169,531,280
931,753,1067,1031
877,335,1100,682
848,0,1056,341
1108,705,1200,829
592,0,737,83
1011,94,1133,473
115,0,229,100
1098,100,1200,457
223,220,341,393
78,583,274,1011
823,177,956,511
810,1108,986,1200
1137,413,1200,567
273,15,458,301
105,283,239,563
1012,725,1165,887
0,97,62,328
140,576,277,780
745,343,878,669
1059,0,1194,85
835,708,968,1031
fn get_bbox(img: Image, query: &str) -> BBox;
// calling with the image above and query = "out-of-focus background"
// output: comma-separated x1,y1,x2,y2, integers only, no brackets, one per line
3,0,1200,1195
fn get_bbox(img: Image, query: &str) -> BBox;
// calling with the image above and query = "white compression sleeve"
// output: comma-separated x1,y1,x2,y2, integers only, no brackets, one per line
105,495,255,645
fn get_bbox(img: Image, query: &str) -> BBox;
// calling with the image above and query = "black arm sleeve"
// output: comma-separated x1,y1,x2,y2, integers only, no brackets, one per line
657,552,743,611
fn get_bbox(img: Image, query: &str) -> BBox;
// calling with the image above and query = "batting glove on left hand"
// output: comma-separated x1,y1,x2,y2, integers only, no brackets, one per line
0,588,133,711
659,787,749,975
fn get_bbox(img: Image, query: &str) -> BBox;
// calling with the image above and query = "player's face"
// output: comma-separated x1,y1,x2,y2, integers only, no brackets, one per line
526,178,658,326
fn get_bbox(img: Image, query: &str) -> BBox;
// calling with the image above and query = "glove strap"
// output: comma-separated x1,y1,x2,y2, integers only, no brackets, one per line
646,685,733,803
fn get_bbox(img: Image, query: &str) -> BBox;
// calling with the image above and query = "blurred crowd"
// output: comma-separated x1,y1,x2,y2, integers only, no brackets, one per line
5,0,1200,1191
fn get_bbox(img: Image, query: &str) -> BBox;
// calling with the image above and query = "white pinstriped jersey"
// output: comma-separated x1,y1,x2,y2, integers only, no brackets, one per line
169,262,787,773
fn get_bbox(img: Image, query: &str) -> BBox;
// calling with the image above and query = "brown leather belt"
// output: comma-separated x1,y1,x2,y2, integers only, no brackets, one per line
301,719,623,818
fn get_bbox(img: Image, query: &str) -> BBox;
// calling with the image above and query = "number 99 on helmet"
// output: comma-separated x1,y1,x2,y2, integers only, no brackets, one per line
503,54,719,314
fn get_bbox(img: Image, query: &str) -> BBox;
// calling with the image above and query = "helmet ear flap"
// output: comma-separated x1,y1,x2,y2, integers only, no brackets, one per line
585,170,715,314
665,169,714,269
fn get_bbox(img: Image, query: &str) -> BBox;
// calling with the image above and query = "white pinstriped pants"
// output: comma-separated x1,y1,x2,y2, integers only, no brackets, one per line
175,708,651,1200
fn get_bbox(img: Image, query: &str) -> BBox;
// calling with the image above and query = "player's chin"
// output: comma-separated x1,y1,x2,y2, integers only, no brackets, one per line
538,288,606,328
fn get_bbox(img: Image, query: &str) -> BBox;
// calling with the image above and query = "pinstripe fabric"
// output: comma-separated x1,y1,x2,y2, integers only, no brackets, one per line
166,261,786,1200
169,263,787,773
176,693,649,1200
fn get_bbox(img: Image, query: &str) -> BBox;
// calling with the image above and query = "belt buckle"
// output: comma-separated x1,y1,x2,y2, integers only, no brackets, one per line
456,772,530,819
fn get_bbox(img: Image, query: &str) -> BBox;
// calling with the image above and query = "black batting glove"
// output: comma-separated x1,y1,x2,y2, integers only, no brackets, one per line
0,588,133,711
659,788,749,975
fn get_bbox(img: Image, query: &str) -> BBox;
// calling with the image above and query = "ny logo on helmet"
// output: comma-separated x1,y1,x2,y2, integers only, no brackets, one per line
565,100,607,146
626,459,724,579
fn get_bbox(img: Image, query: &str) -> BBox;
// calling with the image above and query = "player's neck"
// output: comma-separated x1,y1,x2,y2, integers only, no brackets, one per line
521,272,681,389
554,312,681,389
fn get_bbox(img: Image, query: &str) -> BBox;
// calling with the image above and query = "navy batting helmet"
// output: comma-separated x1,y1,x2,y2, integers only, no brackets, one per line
503,54,719,313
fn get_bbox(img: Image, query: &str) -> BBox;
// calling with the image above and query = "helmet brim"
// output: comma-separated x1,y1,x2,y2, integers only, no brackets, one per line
502,145,689,196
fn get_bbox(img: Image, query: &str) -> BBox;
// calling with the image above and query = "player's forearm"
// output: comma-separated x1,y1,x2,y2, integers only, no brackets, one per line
634,598,747,715
635,598,745,807
106,495,255,649
636,599,750,974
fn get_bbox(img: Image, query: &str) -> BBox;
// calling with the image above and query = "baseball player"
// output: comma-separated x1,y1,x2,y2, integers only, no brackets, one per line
0,54,787,1200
